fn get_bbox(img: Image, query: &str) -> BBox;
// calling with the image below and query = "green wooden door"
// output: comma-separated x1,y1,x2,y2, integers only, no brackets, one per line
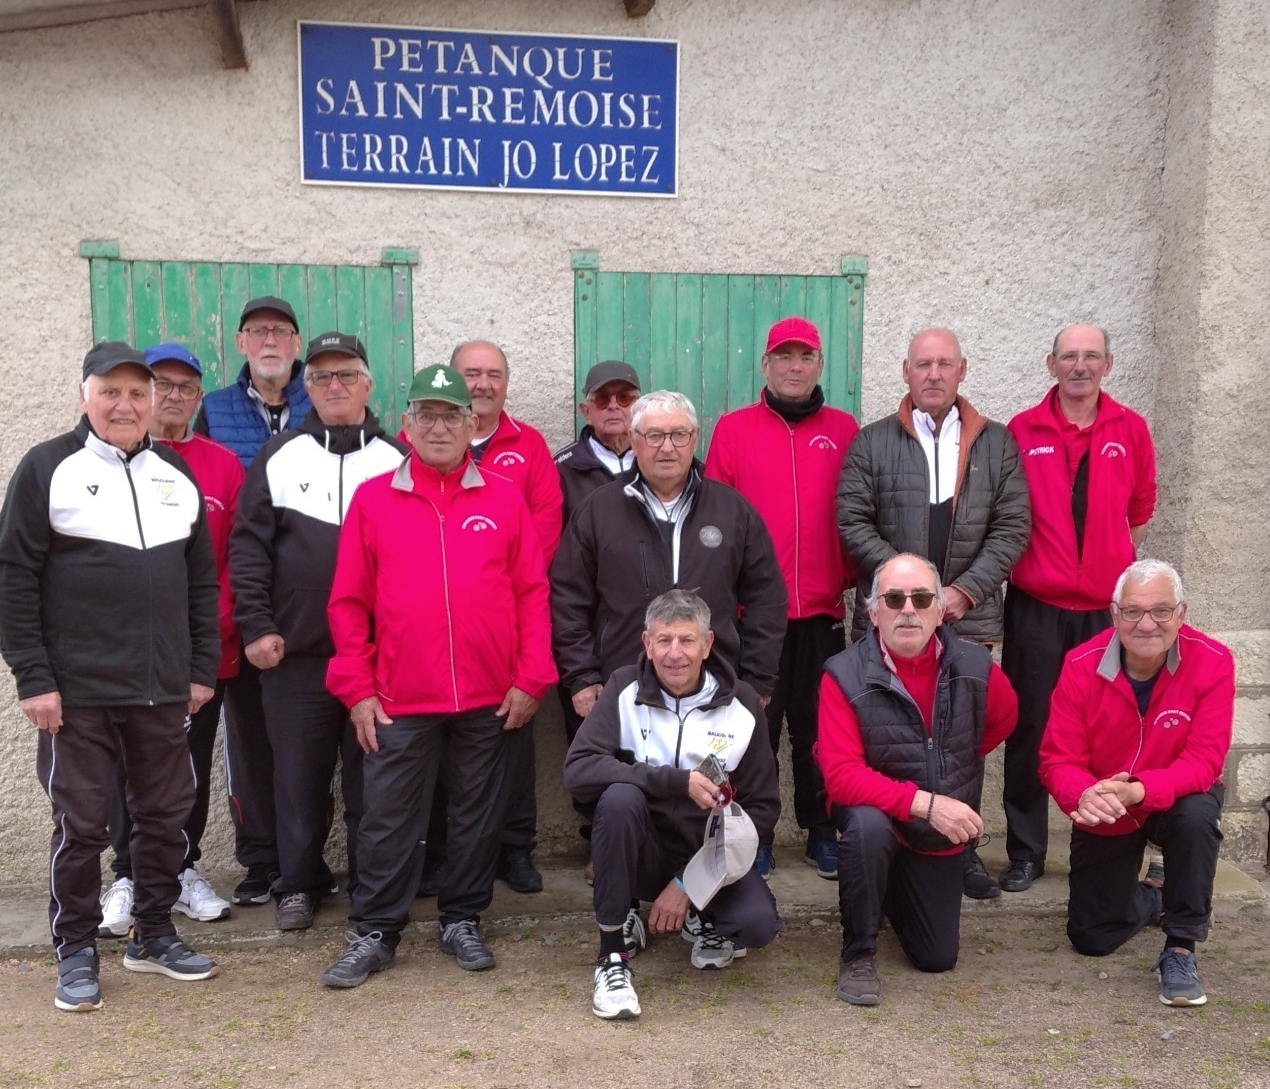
82,242,416,426
572,253,867,448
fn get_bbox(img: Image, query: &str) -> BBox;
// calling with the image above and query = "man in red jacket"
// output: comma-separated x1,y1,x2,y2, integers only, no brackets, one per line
101,344,243,938
1000,325,1156,892
817,554,1017,1006
1039,559,1232,1007
321,363,556,989
706,316,859,881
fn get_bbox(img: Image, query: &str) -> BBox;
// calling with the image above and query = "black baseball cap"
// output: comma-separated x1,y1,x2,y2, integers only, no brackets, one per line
304,331,368,366
239,296,299,331
82,341,153,380
583,360,640,397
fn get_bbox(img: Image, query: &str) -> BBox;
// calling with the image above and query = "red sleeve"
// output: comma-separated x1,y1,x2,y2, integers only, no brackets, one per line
815,674,918,821
1127,416,1156,527
507,494,559,700
526,436,564,568
703,417,737,487
216,456,246,677
1134,649,1234,811
979,661,1018,756
325,491,379,709
1038,654,1100,817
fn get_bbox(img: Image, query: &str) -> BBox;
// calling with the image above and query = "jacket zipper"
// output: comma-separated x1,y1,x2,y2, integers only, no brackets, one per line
423,496,460,711
787,422,801,618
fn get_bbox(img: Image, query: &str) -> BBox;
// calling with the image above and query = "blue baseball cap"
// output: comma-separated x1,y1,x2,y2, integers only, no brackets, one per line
144,342,203,376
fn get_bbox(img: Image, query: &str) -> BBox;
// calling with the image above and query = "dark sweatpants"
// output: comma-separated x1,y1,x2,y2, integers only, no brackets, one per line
835,805,963,971
764,614,846,841
1001,585,1111,863
1067,786,1223,957
222,660,279,873
590,783,782,950
260,654,362,900
110,679,225,877
352,707,510,944
38,703,194,960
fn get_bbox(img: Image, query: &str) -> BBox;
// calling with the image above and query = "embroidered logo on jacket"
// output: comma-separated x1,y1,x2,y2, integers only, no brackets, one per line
808,434,838,451
86,484,99,495
491,451,526,468
699,525,723,548
1154,708,1192,730
1026,446,1056,456
461,515,499,532
153,478,180,506
1101,441,1128,458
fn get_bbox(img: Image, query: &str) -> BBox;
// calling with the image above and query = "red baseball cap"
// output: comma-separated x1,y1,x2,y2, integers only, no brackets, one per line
766,316,821,353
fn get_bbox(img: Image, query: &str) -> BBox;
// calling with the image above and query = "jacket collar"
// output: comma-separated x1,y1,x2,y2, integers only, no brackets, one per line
862,623,960,687
1096,631,1182,681
633,651,741,711
391,450,485,493
76,416,152,464
298,408,388,456
623,461,703,507
1038,385,1126,431
896,393,986,442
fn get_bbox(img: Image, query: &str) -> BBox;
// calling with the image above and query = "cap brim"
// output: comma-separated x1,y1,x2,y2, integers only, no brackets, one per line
682,846,729,911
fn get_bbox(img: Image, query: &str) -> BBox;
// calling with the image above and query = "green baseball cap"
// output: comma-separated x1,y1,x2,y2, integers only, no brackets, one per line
408,364,471,407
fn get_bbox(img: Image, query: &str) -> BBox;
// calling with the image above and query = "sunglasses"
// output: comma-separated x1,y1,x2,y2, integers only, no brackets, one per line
879,590,937,611
590,388,639,408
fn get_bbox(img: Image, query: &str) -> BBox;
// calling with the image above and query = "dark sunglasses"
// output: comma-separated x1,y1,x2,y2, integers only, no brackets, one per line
591,388,639,408
879,590,937,611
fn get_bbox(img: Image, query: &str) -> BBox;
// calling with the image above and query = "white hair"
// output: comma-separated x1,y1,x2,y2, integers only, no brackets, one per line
1113,559,1185,605
303,360,371,383
630,390,698,433
865,553,945,610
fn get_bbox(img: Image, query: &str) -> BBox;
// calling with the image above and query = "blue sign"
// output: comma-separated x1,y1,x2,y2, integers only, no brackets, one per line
298,21,679,197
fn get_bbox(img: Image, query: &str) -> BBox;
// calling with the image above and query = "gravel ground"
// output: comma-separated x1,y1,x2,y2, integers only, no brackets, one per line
2,913,1269,1089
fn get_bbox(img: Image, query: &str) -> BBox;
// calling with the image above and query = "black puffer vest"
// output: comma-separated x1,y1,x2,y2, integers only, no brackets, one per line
824,627,992,852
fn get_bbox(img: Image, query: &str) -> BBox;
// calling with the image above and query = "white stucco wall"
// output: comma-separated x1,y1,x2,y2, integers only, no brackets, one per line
0,0,1262,884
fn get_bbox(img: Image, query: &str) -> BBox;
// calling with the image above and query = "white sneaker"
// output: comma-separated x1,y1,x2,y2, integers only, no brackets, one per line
690,919,747,970
173,868,231,922
592,953,641,1020
622,907,647,957
681,908,703,943
99,876,134,938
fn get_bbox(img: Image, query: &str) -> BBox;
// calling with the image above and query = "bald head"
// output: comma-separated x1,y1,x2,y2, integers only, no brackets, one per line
1051,324,1111,359
903,327,967,423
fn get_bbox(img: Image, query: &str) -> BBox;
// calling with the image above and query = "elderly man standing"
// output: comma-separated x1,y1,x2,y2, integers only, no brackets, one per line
320,363,555,987
564,589,782,1020
231,332,407,932
101,344,243,937
1001,325,1156,893
1040,560,1232,1007
0,342,222,1011
195,296,311,907
706,317,859,880
818,554,1017,1006
836,326,1030,899
551,390,787,735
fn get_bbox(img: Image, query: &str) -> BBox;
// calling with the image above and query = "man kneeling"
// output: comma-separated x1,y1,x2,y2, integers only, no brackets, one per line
564,590,781,1021
818,554,1017,1005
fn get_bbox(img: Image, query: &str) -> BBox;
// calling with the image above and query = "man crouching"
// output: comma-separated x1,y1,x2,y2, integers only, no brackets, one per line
563,590,781,1021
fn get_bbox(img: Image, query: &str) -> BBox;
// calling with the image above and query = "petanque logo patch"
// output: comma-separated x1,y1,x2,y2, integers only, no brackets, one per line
699,525,723,548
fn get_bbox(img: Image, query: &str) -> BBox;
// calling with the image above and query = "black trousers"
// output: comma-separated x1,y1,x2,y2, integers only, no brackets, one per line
222,660,279,872
1067,786,1224,957
38,703,194,959
765,614,846,840
1001,585,1111,862
110,679,225,877
835,805,963,971
260,654,362,900
590,783,781,949
352,707,511,943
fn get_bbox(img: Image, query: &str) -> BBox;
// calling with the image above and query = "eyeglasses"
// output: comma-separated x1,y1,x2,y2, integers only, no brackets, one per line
879,590,938,611
306,369,366,387
590,388,639,409
411,408,469,430
242,324,297,343
635,427,696,448
153,378,201,400
1114,604,1181,623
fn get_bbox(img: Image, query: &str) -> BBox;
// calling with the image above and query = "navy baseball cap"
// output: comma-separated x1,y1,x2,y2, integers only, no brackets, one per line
144,342,203,376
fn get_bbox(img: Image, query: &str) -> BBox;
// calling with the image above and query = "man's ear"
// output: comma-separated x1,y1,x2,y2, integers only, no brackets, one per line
641,630,653,659
703,630,715,656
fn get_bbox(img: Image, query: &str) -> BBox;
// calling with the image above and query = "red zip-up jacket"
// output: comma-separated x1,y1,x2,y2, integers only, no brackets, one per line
1008,388,1155,610
477,411,564,568
160,431,244,680
705,392,859,619
325,452,557,715
1039,625,1234,836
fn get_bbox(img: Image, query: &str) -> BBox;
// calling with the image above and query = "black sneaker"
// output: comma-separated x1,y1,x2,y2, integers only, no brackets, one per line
963,849,1001,899
275,891,316,931
321,931,396,988
1153,947,1206,1006
836,953,881,1006
232,866,279,906
439,918,496,971
497,849,543,894
123,931,219,981
54,948,102,1012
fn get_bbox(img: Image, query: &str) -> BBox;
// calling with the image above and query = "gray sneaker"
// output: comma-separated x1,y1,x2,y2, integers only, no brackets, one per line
321,931,396,989
55,948,102,1012
276,892,316,931
1153,947,1206,1006
123,932,219,981
836,953,882,1006
439,918,496,971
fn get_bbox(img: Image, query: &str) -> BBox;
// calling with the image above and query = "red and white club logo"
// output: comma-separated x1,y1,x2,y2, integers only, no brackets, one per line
492,451,526,468
461,515,499,533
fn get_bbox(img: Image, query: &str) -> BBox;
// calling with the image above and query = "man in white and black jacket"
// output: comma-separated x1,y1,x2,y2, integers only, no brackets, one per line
0,341,222,1012
564,590,782,1021
230,332,407,933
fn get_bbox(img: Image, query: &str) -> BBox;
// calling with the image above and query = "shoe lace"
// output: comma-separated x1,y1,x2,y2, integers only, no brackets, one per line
338,930,384,963
443,918,480,946
279,892,309,911
696,922,727,951
845,956,876,980
102,880,131,909
184,871,215,897
1154,948,1198,984
597,955,633,992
